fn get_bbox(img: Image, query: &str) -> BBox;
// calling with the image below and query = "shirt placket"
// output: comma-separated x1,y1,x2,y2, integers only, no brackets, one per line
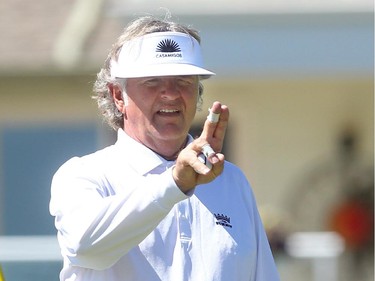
175,198,193,280
164,161,193,279
177,199,192,250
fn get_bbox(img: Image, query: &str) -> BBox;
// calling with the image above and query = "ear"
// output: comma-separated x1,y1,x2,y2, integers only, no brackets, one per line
109,84,126,114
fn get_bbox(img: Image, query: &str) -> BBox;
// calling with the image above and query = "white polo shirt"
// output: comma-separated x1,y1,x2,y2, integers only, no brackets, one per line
50,129,279,281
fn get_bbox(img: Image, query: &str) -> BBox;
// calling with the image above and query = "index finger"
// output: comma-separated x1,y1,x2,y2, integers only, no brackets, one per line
200,101,229,152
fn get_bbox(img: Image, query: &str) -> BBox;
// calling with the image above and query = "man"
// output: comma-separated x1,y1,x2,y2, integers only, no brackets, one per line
50,15,279,281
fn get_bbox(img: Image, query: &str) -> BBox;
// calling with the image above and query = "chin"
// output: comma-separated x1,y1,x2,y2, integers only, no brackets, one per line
156,128,187,141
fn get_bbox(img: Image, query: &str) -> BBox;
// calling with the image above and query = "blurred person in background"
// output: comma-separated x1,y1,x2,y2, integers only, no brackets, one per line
49,15,279,281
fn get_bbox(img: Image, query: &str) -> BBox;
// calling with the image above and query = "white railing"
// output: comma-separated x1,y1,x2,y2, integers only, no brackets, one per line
0,236,61,262
285,232,345,281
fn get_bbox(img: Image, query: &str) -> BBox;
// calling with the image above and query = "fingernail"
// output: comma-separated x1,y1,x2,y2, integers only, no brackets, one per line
200,167,211,174
209,155,219,164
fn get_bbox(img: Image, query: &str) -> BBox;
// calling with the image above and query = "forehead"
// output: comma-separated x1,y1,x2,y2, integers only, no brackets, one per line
127,75,199,83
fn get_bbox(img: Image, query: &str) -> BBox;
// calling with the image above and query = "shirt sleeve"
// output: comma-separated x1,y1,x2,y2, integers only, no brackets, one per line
49,156,188,270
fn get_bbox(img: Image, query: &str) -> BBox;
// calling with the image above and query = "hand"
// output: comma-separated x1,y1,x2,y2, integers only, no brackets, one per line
173,101,229,193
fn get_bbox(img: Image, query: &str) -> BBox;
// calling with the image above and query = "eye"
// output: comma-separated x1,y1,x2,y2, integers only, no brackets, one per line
142,78,161,87
177,76,195,86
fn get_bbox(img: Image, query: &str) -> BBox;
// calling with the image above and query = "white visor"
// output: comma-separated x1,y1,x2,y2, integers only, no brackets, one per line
110,32,215,79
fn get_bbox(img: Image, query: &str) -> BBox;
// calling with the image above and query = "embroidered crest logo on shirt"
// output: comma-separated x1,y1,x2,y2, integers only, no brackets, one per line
156,39,182,58
214,213,232,228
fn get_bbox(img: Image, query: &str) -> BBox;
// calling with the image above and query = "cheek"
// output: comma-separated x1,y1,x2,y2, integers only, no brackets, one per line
126,93,153,114
186,92,199,111
124,101,147,122
185,97,198,123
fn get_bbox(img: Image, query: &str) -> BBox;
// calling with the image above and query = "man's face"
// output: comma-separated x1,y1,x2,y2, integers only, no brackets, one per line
123,75,199,148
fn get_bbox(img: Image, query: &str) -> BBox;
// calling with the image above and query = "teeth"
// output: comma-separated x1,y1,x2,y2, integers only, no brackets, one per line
159,109,178,113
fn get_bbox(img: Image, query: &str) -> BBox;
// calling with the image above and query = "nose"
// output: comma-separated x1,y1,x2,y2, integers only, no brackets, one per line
160,78,180,100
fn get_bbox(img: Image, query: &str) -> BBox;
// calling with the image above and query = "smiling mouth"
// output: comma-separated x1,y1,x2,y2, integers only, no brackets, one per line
158,109,180,114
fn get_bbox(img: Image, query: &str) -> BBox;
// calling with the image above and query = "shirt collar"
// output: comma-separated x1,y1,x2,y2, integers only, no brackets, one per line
115,129,193,176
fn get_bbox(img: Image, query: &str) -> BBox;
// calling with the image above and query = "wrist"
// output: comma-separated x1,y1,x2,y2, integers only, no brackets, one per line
172,165,196,194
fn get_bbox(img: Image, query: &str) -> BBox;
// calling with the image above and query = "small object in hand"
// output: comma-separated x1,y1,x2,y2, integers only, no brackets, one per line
198,153,213,170
198,143,215,170
202,143,215,159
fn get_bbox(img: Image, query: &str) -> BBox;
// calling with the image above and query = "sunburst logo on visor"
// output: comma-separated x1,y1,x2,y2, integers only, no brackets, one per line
156,39,181,53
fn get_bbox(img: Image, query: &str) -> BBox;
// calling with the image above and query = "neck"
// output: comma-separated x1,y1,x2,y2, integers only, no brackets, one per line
152,137,188,161
123,128,188,161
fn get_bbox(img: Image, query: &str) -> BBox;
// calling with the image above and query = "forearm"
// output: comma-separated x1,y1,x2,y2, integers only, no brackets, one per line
51,164,187,269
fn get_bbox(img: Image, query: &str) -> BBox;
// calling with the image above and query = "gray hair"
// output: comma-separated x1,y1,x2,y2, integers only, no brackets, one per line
92,15,205,131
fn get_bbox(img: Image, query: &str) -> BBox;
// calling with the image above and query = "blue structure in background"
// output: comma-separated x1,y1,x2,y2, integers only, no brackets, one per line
191,14,374,77
2,125,98,235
